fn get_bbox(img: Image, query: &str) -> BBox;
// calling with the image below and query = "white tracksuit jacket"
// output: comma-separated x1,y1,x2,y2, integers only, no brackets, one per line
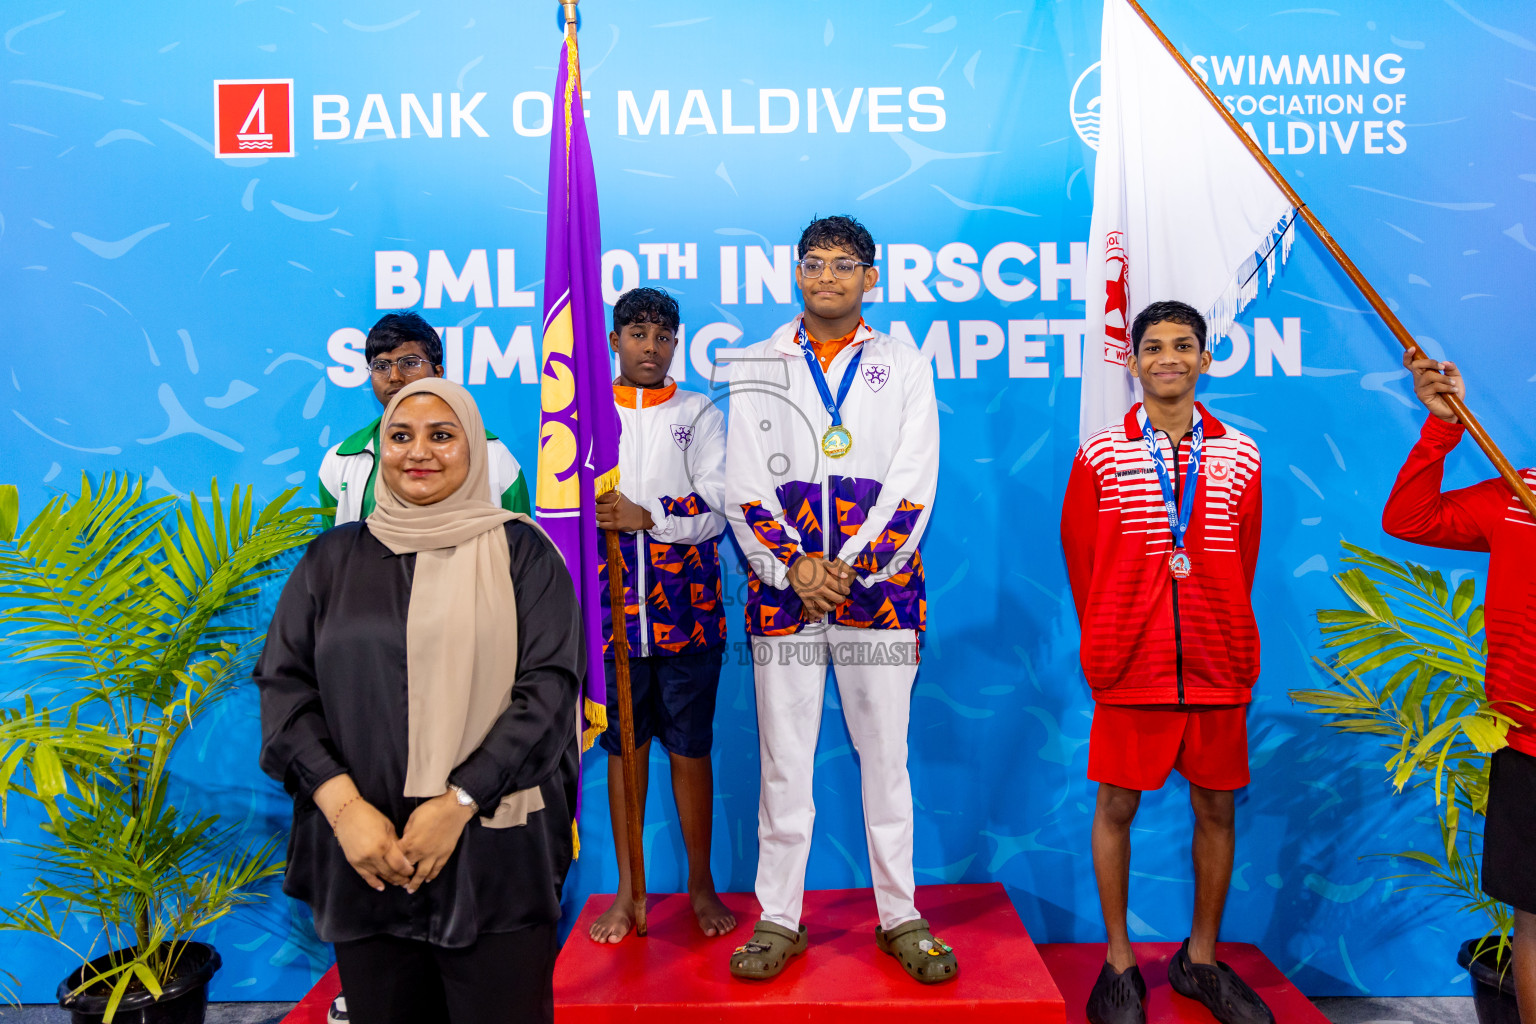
724,316,939,636
601,382,728,658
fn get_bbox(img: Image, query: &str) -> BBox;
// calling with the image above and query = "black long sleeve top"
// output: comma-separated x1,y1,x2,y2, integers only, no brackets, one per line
255,519,582,947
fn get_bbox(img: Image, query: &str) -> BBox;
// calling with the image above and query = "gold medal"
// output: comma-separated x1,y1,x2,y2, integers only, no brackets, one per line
821,424,853,459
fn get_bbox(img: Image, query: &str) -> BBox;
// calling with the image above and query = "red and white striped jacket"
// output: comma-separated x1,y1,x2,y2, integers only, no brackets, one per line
1383,416,1536,756
1061,403,1263,705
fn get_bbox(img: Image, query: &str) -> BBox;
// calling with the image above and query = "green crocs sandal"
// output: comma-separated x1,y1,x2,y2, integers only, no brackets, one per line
875,918,959,984
729,920,808,981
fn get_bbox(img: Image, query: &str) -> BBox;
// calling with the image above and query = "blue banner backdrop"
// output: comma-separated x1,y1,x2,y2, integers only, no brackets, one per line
3,0,1534,1002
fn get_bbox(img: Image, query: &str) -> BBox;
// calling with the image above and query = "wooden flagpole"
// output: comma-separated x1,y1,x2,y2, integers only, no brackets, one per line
604,529,647,936
562,0,648,936
1122,0,1536,518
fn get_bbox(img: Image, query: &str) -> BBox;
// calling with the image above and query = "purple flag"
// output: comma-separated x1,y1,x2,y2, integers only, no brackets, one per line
537,30,620,763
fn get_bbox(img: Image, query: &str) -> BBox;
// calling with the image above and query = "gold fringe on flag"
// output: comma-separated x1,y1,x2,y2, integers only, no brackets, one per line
593,466,620,500
582,696,608,752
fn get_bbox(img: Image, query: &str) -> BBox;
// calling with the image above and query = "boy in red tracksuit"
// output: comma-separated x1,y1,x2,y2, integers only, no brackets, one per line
1383,350,1536,1024
1062,301,1272,1024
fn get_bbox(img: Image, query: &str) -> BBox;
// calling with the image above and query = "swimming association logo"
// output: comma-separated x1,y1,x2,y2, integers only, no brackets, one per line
214,79,294,158
1069,61,1102,152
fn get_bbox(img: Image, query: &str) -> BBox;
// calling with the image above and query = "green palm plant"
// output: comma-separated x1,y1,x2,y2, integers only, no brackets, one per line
0,475,318,1021
1290,541,1515,962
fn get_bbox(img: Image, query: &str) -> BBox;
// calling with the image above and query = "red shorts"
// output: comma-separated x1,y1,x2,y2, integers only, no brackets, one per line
1087,705,1250,792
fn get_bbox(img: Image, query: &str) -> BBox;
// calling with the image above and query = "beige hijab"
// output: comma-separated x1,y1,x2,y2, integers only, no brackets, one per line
367,377,543,828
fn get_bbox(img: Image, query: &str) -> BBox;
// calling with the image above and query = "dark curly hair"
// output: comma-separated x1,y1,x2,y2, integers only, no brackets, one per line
1131,300,1207,354
612,286,680,333
797,214,876,266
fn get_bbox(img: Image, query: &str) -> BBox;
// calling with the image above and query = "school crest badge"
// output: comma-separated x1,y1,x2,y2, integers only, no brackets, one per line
863,363,890,392
671,424,693,451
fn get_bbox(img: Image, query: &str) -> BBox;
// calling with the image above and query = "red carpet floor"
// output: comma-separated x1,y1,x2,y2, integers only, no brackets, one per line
553,882,1066,1023
1038,941,1330,1024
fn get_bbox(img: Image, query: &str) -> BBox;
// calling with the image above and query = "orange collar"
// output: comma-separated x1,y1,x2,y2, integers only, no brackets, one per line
612,381,677,408
806,320,865,372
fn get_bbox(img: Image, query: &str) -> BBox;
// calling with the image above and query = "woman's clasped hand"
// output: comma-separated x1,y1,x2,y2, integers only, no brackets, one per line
316,774,476,894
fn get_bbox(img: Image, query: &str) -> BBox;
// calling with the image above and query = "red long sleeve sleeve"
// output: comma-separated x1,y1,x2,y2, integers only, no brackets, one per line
1381,415,1536,756
1237,466,1262,592
1061,451,1100,623
1382,416,1504,553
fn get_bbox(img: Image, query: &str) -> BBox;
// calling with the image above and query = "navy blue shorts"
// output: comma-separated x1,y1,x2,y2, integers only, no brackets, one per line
598,647,724,759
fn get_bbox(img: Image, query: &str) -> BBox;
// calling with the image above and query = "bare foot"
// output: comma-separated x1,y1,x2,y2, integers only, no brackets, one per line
691,887,737,938
589,895,636,944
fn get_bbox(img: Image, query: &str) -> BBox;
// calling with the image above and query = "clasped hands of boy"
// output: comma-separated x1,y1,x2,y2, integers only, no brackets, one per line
788,554,854,619
597,490,852,621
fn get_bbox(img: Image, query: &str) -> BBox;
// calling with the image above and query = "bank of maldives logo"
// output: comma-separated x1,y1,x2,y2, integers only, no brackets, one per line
1070,61,1102,152
214,79,294,158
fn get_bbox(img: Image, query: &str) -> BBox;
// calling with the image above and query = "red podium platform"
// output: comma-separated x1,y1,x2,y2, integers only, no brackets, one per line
281,965,339,1024
1038,942,1330,1024
280,893,1325,1024
552,882,1066,1023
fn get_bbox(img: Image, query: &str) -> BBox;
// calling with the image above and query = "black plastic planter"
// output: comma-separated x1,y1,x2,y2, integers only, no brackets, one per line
1458,938,1520,1024
57,943,222,1024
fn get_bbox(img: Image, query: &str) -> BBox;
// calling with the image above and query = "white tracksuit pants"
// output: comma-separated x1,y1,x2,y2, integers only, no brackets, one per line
751,623,921,932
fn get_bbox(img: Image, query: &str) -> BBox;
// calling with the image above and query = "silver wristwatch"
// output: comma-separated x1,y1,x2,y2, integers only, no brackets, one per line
450,785,477,810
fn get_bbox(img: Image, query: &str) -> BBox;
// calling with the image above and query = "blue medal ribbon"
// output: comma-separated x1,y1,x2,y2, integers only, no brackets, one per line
798,321,864,430
1138,405,1204,552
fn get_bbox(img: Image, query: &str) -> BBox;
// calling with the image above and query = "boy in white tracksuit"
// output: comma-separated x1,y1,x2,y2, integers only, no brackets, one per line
317,310,529,526
724,216,953,984
588,288,735,945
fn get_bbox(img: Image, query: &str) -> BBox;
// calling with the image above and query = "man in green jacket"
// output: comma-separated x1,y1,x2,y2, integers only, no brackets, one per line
318,312,530,526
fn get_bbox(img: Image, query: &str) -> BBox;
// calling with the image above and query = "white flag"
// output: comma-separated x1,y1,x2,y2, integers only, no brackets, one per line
1079,0,1295,443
